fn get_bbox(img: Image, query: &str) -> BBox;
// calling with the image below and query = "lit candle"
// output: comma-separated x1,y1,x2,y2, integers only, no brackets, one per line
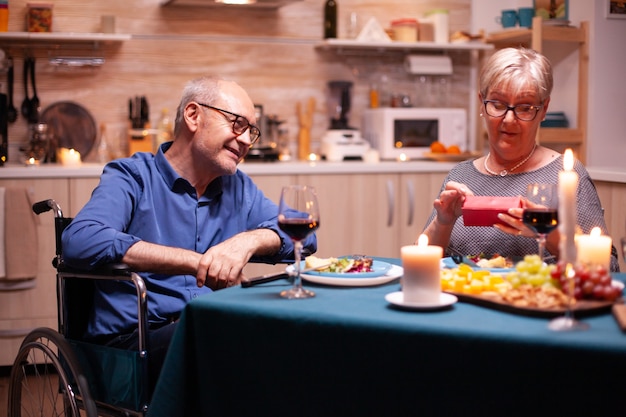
25,157,39,167
59,148,82,167
576,227,612,270
401,234,443,303
558,149,578,265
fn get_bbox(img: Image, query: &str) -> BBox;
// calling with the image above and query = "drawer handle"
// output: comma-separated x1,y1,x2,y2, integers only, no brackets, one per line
406,180,415,226
386,179,394,227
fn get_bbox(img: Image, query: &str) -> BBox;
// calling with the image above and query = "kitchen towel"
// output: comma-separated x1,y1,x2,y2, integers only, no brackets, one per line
0,187,39,289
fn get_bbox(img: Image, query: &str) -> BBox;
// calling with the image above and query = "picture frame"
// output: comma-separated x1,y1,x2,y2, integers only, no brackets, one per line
533,0,569,20
607,1,626,19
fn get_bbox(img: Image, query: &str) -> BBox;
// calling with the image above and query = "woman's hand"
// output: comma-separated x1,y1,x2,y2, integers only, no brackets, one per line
433,181,473,226
495,207,535,237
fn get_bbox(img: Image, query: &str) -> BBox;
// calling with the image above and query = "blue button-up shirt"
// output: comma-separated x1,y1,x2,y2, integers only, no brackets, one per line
62,143,316,337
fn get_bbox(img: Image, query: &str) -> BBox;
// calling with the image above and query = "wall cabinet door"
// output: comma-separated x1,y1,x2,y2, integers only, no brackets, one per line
397,172,447,249
298,173,400,258
243,174,296,277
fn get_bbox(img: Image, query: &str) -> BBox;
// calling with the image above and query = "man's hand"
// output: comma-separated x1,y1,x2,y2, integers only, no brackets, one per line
196,229,282,290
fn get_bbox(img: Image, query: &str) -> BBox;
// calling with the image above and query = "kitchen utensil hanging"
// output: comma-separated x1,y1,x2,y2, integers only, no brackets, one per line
28,57,40,123
21,57,31,120
6,56,17,123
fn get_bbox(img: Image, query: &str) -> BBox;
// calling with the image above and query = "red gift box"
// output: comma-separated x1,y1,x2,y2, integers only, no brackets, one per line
462,196,522,227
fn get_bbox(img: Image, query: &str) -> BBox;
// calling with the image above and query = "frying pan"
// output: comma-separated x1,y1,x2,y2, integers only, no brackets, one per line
40,101,97,158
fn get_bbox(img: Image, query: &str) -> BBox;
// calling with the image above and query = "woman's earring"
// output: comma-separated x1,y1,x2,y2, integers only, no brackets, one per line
479,113,483,117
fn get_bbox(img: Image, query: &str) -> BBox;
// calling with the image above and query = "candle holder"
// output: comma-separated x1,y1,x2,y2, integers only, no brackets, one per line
548,263,589,331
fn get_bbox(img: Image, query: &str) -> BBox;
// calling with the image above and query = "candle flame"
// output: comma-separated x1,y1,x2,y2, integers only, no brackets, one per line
590,227,601,237
563,149,574,171
417,234,428,246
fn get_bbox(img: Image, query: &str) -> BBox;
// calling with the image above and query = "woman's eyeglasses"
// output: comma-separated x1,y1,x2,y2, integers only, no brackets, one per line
197,103,261,146
483,100,543,121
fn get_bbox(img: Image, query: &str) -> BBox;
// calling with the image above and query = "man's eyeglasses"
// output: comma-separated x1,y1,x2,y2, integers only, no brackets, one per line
197,103,261,146
482,100,543,122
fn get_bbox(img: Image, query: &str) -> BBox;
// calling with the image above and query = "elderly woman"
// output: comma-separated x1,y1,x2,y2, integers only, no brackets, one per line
421,47,619,272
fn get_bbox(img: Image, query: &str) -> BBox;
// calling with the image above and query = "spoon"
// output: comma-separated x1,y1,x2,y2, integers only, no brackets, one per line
6,57,17,123
29,57,40,123
20,57,31,120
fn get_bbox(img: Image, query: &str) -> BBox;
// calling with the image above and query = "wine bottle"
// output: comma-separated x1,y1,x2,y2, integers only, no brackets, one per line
324,0,337,39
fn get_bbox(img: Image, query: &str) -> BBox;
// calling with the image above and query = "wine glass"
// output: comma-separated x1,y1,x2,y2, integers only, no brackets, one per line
522,183,559,262
547,262,589,331
277,185,320,299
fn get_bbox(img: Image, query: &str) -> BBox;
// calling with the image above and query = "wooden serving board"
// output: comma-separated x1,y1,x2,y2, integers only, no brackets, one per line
445,291,622,318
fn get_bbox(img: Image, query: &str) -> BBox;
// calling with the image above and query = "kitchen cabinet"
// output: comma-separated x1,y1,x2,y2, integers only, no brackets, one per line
296,171,446,258
484,16,589,162
0,178,69,366
594,180,626,273
244,170,447,277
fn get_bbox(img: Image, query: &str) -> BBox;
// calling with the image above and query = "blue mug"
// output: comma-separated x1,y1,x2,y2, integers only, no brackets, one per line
496,9,518,28
518,7,534,28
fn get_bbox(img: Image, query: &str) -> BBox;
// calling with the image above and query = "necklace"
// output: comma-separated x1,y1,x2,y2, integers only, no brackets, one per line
483,143,537,177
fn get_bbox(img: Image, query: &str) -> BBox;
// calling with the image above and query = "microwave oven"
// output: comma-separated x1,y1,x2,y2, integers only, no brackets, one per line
362,108,469,160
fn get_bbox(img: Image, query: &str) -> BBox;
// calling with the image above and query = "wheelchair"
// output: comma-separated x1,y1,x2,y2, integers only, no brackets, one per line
7,199,151,417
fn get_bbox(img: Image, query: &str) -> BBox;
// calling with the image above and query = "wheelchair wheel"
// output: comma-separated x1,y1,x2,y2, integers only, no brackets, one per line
8,327,98,417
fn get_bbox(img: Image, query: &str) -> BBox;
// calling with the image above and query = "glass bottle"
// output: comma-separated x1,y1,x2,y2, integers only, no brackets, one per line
156,108,173,151
324,0,337,39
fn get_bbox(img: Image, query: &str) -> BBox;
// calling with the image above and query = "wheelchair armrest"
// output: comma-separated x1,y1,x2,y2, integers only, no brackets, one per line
57,263,149,353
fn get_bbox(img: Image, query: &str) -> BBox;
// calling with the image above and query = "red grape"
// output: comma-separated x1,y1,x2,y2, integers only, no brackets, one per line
554,261,621,302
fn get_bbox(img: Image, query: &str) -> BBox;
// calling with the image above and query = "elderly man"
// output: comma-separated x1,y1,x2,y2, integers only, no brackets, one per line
62,75,317,386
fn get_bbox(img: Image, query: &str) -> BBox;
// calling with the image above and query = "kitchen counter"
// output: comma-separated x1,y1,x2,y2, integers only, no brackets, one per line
0,160,458,179
2,161,626,183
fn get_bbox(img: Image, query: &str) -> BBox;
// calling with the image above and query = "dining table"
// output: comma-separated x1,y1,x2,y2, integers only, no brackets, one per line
147,258,626,417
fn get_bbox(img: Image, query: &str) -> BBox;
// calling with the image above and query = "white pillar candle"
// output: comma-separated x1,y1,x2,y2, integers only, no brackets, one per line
558,149,578,265
576,227,612,270
401,235,443,303
59,148,82,167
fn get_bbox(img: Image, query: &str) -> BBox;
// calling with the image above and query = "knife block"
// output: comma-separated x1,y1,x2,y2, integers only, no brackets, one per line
128,128,157,155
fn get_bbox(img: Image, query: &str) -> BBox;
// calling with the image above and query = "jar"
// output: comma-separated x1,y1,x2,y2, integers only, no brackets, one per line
424,9,449,43
26,3,53,33
391,18,418,42
0,1,8,32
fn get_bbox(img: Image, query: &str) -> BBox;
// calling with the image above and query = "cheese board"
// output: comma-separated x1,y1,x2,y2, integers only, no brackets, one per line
445,289,623,318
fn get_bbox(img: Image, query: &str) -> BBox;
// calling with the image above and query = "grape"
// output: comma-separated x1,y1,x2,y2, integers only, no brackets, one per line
553,261,621,302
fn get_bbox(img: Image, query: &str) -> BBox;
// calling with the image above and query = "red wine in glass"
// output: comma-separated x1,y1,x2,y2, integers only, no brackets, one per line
277,185,320,299
522,208,558,235
278,218,320,241
524,183,558,263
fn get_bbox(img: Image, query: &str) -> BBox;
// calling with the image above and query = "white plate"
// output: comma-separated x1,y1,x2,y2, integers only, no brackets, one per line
300,260,393,278
385,291,458,310
289,264,403,287
440,257,515,273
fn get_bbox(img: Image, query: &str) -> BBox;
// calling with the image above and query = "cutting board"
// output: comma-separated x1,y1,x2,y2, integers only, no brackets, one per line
40,101,97,158
446,290,622,318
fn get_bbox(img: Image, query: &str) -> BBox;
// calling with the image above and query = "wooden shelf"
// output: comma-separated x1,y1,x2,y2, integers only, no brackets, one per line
0,32,131,45
316,39,494,54
485,23,585,48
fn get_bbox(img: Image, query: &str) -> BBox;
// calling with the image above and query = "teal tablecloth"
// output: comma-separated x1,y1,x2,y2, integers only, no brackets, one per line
148,258,626,417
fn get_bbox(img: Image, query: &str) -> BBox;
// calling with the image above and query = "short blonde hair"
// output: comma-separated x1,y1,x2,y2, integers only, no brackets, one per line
479,47,553,102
